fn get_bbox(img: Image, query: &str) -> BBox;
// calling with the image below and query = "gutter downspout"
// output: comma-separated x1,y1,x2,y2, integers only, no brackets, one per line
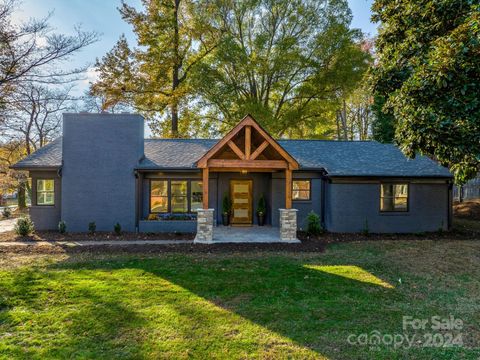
448,180,453,230
134,170,139,233
320,170,328,230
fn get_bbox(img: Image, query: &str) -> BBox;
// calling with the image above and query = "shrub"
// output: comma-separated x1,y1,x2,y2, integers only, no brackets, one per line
15,217,34,236
88,222,96,234
147,213,158,221
156,213,197,221
222,194,231,215
58,220,67,234
257,195,266,215
2,207,11,219
113,222,121,235
306,211,322,235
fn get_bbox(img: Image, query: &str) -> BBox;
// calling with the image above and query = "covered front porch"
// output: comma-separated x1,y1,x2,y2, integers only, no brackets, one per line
137,168,301,242
194,115,300,243
212,225,299,243
136,115,302,243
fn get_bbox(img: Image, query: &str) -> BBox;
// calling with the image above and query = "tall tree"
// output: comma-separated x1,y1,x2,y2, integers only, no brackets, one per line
0,0,98,109
370,0,480,183
0,139,27,207
1,83,74,208
335,38,374,140
0,0,98,208
80,90,132,114
2,83,73,154
371,94,395,143
91,0,222,137
193,0,370,137
335,84,374,140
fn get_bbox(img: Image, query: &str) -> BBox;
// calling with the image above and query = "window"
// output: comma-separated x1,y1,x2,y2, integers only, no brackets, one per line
150,179,203,213
380,184,408,212
171,180,188,213
190,181,203,212
150,180,168,212
37,179,54,205
293,180,311,201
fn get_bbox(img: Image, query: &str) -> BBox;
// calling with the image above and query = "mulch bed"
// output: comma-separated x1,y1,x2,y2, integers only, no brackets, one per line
1,218,479,255
0,237,326,255
0,231,195,242
5,226,476,244
1,228,479,256
298,228,480,243
454,200,480,221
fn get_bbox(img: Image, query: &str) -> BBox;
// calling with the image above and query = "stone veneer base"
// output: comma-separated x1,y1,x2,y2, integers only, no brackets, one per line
279,208,299,242
194,209,215,243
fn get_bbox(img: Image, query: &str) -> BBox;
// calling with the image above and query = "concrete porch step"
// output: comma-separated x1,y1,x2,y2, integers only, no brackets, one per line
195,225,301,244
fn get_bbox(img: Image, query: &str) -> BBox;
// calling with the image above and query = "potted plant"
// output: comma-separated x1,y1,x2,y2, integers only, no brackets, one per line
222,194,231,226
257,195,266,226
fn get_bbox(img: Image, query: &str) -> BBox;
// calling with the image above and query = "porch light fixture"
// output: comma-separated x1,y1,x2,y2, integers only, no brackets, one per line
241,169,248,175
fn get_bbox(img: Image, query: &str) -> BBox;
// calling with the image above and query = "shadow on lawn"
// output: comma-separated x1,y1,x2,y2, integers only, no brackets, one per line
24,255,406,359
0,265,147,359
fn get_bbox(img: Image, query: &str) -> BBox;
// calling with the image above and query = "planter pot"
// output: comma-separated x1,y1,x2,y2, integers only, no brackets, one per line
257,213,265,226
222,213,230,226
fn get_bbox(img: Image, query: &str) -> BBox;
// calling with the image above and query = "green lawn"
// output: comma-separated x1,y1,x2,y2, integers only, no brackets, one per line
0,240,479,359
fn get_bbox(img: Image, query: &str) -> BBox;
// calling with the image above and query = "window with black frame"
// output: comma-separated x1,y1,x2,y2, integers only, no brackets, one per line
171,180,188,213
36,179,55,205
190,181,203,212
292,180,311,201
380,184,408,212
150,180,203,213
150,180,168,213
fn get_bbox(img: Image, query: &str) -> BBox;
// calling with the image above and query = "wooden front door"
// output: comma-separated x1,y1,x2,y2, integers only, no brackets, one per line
230,180,253,225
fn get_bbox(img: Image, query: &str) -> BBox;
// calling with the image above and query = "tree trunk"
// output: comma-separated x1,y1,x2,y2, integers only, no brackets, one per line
335,111,341,140
18,182,26,210
336,101,348,140
342,100,348,140
171,102,178,137
171,0,181,138
25,133,31,155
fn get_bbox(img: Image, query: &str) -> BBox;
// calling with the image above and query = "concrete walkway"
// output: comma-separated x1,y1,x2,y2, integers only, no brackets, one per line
0,221,300,246
0,240,193,247
0,218,17,233
211,225,300,243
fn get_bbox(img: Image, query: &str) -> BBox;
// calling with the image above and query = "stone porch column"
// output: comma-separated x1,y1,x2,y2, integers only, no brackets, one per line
194,209,215,243
279,208,299,242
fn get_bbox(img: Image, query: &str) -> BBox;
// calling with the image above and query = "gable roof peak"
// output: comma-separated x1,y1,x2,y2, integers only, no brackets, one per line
196,115,299,170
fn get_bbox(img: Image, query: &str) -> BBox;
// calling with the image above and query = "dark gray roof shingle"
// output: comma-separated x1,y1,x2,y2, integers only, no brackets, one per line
11,137,62,169
278,140,451,177
140,139,217,169
12,137,452,178
138,139,451,177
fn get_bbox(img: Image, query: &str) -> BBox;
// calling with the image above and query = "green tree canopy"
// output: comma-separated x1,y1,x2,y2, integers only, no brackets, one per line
193,0,370,137
370,0,480,183
92,0,369,138
371,94,395,143
91,0,221,137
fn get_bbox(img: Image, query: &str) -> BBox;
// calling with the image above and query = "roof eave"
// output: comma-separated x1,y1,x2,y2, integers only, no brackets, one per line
328,174,453,179
297,166,327,172
135,167,200,172
10,164,61,171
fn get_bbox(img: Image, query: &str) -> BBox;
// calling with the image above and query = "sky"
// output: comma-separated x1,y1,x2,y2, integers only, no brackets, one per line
12,0,377,94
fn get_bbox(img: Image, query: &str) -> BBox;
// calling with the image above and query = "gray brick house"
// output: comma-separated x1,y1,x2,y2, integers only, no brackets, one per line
12,113,453,240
